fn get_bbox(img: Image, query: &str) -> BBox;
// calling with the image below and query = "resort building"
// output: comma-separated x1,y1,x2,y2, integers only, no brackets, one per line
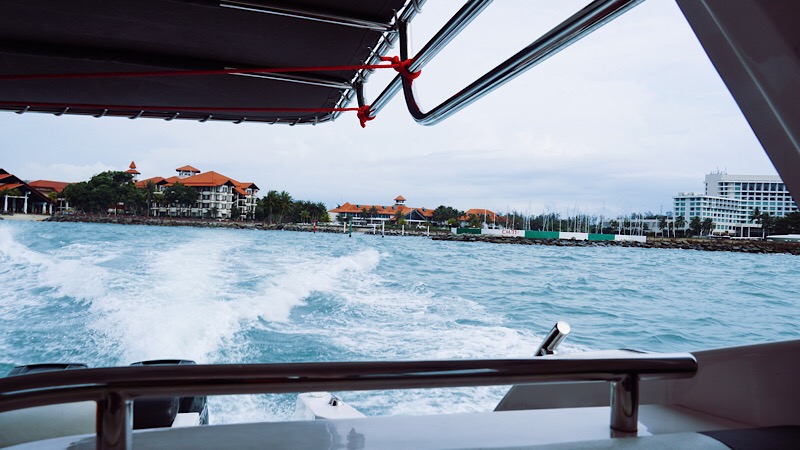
135,164,259,219
673,172,799,236
458,209,506,228
328,195,434,226
0,169,57,214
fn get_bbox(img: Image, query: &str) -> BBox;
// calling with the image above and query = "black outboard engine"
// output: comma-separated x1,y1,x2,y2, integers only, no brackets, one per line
6,363,88,376
129,359,209,429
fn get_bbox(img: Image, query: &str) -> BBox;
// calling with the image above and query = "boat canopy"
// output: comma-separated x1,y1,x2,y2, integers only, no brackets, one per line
0,0,411,125
0,0,645,127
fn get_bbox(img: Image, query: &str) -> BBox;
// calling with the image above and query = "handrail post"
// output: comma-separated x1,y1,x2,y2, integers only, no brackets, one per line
610,374,639,434
97,393,132,450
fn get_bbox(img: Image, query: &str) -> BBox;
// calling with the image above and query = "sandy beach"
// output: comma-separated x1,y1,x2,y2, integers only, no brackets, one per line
0,214,50,222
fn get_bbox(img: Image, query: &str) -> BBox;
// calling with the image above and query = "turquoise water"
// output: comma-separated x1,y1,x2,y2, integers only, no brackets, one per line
1,221,799,422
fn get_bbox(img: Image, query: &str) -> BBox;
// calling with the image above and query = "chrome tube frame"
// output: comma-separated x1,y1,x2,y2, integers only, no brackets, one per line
369,0,492,117
386,0,645,125
220,1,394,32
0,352,696,449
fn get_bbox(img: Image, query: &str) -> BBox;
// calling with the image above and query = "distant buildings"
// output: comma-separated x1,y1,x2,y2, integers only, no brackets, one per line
458,209,505,228
0,168,66,214
329,196,434,226
674,173,799,236
135,164,259,219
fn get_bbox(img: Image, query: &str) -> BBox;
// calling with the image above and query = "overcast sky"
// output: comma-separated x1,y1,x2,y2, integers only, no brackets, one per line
0,0,778,217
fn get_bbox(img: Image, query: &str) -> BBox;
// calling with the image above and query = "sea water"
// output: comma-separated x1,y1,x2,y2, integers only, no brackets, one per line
1,221,798,423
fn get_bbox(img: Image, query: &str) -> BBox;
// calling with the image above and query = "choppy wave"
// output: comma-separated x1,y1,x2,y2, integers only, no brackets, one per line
1,221,799,423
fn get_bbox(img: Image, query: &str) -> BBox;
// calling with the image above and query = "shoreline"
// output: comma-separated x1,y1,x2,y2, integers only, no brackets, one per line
434,233,800,255
43,214,449,237
38,215,800,255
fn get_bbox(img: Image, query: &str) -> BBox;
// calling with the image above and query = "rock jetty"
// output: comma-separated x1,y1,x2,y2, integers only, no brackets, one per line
43,215,799,254
433,234,800,255
44,215,449,237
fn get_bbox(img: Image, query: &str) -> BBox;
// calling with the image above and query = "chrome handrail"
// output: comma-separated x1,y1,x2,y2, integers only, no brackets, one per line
375,0,645,125
0,352,697,449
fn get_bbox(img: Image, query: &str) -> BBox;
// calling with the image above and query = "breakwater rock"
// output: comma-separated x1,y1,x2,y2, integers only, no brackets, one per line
432,234,800,255
44,215,450,237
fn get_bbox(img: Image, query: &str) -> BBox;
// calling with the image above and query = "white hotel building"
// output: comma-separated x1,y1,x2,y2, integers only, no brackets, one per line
673,173,798,236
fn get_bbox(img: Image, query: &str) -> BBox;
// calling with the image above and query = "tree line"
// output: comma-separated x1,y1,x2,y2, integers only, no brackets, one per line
59,171,331,223
255,190,329,224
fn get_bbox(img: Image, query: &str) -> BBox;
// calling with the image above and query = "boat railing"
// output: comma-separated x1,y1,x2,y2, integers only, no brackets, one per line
0,352,697,450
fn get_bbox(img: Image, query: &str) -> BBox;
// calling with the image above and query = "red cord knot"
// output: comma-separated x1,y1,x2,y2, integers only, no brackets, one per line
380,56,421,81
357,104,375,128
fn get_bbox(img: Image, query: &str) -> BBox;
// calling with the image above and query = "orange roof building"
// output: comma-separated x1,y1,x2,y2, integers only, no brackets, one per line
1,168,57,214
133,164,259,219
28,180,70,194
459,209,505,224
125,161,140,178
329,195,433,226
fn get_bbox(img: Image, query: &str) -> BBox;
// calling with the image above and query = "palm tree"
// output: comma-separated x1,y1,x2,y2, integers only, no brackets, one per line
144,180,157,216
760,212,773,238
658,217,667,237
368,206,379,224
674,215,686,237
701,218,714,236
749,207,761,238
276,190,293,223
263,190,278,223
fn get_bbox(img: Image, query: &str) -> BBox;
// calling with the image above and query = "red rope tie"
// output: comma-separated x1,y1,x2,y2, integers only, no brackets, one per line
380,56,421,81
357,105,375,128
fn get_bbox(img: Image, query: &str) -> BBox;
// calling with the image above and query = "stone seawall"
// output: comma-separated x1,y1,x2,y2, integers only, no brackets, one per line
44,215,450,237
42,216,799,254
433,234,800,255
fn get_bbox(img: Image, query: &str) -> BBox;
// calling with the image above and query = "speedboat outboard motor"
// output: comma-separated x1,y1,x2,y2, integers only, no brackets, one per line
130,359,209,428
6,363,88,376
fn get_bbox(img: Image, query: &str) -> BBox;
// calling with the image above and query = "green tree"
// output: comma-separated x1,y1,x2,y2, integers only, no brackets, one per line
658,217,667,237
701,218,714,235
276,190,293,223
760,212,774,238
432,205,463,225
393,208,405,224
467,213,482,228
163,182,198,217
209,206,219,219
674,215,686,237
773,212,800,234
230,205,241,220
62,171,138,214
143,180,157,216
689,216,702,236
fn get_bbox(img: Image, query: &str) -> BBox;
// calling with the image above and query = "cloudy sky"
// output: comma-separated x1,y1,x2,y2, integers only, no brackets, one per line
0,0,778,217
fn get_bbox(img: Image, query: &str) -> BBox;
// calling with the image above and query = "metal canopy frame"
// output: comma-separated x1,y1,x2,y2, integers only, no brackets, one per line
367,0,644,125
0,0,415,125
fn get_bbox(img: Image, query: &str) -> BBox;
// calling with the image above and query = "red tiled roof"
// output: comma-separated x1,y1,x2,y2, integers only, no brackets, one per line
29,180,70,192
144,171,256,196
129,161,137,169
176,165,200,173
1,182,23,190
329,202,433,218
394,195,406,202
134,177,167,188
125,169,140,175
460,209,504,222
